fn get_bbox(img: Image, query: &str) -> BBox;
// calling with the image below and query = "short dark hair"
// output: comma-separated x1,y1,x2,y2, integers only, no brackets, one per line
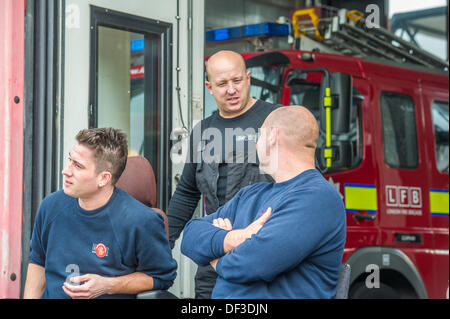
75,127,128,185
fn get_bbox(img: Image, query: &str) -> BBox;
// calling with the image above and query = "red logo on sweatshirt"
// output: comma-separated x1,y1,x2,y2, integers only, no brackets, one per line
92,243,108,258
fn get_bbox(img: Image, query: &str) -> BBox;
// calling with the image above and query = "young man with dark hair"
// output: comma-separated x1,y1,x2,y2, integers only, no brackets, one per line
24,127,177,299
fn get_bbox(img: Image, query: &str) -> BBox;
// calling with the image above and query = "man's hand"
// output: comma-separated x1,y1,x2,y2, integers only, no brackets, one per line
210,208,272,270
62,272,154,298
62,274,113,299
212,218,233,230
210,258,219,271
223,207,272,253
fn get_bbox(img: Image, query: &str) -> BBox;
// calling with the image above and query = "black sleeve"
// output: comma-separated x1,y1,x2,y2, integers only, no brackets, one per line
167,125,203,248
167,162,201,248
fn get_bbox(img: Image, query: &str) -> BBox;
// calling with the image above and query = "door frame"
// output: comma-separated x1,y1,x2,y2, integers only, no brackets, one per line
88,5,173,210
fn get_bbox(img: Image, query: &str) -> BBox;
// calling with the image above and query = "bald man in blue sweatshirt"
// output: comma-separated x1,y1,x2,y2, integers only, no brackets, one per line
181,106,346,299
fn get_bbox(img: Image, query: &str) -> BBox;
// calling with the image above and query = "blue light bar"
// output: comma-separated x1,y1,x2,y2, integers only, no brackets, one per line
244,24,262,37
205,30,214,42
214,28,230,41
228,26,243,39
206,22,290,43
131,39,145,52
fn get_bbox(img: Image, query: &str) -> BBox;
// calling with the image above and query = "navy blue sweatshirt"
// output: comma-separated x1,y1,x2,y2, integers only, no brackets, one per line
29,187,177,299
181,169,346,299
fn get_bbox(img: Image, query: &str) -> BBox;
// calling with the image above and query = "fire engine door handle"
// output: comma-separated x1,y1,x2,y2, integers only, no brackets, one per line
352,214,376,221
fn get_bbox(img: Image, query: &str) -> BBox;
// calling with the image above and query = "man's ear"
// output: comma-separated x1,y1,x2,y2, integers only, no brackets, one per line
269,127,278,147
98,171,112,188
205,81,213,94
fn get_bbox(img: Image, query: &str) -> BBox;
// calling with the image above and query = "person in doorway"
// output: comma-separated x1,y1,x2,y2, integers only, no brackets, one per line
24,127,177,299
181,106,346,298
167,50,280,298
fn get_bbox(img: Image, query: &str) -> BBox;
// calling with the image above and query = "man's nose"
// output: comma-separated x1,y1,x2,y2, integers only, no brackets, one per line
62,164,72,176
226,83,236,94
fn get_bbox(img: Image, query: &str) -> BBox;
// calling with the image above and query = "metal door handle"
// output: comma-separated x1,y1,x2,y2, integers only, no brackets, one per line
353,214,376,221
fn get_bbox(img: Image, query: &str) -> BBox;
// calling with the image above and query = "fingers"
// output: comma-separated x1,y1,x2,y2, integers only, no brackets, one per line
62,274,105,299
62,283,89,298
223,218,232,230
70,274,90,284
245,207,273,235
260,207,272,223
210,258,219,271
217,218,226,229
62,284,100,299
212,218,233,230
253,207,272,226
63,278,88,292
63,280,90,299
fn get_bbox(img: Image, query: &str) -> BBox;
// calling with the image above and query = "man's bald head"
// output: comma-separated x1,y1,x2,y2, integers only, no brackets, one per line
205,50,255,118
263,106,319,155
206,50,247,81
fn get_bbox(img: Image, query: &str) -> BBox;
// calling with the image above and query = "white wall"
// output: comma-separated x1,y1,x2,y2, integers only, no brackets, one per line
63,0,204,298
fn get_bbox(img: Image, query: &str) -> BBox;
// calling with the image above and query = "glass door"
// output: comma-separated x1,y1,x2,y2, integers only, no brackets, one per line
88,6,172,209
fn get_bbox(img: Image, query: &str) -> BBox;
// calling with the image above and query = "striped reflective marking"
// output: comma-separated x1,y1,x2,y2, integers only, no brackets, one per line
430,189,449,216
344,184,377,213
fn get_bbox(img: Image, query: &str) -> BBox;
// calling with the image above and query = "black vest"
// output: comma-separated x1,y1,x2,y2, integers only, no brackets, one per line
192,105,275,215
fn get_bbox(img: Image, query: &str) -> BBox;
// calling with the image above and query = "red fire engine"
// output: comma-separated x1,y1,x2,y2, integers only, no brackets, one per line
204,8,449,298
240,49,449,298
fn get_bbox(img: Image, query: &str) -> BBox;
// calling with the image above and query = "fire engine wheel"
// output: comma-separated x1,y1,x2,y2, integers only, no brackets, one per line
349,281,401,299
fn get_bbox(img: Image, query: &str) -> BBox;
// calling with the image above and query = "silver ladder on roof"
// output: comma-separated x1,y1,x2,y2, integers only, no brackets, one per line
297,8,449,72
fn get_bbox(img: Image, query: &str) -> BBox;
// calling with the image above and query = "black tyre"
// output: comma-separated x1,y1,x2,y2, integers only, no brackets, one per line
349,281,401,299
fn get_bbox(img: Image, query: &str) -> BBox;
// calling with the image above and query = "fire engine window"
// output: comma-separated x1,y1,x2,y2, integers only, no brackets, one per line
431,101,449,172
249,86,276,103
289,83,320,116
248,66,280,103
380,92,418,169
248,66,278,85
290,83,363,171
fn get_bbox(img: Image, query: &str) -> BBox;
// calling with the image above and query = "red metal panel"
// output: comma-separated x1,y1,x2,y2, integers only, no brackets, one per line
0,0,25,298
